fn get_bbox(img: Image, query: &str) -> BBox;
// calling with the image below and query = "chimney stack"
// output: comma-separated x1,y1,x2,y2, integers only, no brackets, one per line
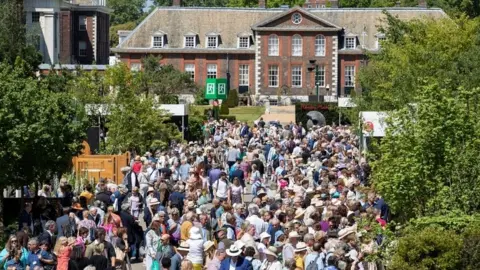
172,0,182,6
259,0,266,8
418,0,427,7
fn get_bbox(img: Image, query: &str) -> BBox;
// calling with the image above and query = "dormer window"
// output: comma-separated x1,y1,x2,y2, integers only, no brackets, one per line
345,36,356,49
184,34,196,48
151,31,166,48
205,33,219,49
237,32,251,49
152,36,164,48
375,33,386,49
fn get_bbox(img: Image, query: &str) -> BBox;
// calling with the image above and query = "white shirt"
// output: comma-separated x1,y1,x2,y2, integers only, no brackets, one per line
186,239,205,264
213,179,229,199
246,215,267,240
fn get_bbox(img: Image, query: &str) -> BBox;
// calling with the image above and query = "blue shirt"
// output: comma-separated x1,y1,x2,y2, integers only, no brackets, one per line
27,250,41,269
179,164,191,181
209,168,222,184
304,252,325,270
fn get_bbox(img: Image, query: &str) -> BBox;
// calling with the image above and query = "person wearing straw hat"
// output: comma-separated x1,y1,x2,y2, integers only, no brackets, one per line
219,245,252,270
256,232,271,261
294,242,308,269
259,247,282,270
282,231,299,265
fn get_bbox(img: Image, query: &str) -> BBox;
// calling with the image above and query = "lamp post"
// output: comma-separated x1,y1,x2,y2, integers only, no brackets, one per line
308,60,320,102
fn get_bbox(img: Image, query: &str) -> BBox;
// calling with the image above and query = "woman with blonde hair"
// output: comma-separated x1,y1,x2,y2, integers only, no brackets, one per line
180,259,193,270
54,237,75,270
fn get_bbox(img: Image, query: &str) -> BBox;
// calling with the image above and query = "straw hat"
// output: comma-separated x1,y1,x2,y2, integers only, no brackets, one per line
149,198,160,206
264,248,278,258
295,208,306,219
295,242,308,252
260,232,271,240
226,245,242,256
177,242,190,251
288,231,300,239
203,241,215,252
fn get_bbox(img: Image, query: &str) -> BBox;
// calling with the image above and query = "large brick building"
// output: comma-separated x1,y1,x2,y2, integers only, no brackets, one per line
24,0,111,65
112,2,445,103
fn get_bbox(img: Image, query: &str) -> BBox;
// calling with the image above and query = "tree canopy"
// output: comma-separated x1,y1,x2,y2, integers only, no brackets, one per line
108,0,145,26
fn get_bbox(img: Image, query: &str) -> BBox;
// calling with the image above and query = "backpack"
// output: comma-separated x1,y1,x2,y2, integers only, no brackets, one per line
61,219,75,238
323,251,333,267
306,253,322,270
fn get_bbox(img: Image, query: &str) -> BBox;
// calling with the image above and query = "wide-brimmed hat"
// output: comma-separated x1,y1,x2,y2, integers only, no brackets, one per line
121,166,131,173
203,241,215,251
339,225,357,240
177,242,190,251
264,248,278,258
234,240,245,250
189,227,203,240
260,232,271,240
187,201,196,209
147,186,155,193
295,242,308,252
149,198,160,206
288,231,300,239
72,203,83,210
226,245,242,256
295,208,306,219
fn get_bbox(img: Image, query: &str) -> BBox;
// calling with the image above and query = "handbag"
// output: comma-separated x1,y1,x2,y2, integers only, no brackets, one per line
115,246,126,261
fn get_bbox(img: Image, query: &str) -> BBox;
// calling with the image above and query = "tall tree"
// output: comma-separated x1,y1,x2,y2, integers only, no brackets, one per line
135,55,197,103
108,0,144,26
104,63,182,154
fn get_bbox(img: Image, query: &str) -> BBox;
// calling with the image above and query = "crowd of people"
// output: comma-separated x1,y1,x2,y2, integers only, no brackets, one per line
1,117,390,270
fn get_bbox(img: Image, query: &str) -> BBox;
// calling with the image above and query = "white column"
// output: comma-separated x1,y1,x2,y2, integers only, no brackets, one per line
42,12,56,64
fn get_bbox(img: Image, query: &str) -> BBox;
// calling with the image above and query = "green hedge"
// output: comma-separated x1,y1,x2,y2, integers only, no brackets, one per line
224,89,239,108
219,102,230,115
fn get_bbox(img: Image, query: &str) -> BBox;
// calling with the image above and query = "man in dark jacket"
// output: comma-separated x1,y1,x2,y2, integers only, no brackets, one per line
119,203,143,261
95,186,112,207
230,160,246,188
251,154,264,175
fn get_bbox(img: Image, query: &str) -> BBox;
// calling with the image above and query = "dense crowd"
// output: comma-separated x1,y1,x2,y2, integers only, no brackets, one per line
1,117,389,270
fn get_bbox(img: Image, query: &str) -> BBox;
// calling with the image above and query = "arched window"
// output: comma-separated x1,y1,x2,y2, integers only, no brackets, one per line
268,34,279,56
291,34,302,56
315,35,325,56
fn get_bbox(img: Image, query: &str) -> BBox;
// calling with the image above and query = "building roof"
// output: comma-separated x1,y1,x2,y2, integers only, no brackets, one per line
114,6,446,53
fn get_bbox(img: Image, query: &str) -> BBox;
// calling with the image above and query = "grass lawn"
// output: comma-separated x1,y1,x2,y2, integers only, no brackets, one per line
190,105,264,124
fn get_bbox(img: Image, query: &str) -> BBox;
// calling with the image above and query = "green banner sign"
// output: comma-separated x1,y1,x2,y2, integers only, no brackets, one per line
205,78,228,100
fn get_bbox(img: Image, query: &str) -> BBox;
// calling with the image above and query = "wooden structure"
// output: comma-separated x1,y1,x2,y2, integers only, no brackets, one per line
72,141,130,184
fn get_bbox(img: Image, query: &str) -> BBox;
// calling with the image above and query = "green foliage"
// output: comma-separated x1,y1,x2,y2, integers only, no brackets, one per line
460,224,480,269
219,102,230,115
224,89,239,108
108,0,144,26
389,227,462,270
0,59,88,187
356,14,480,112
188,116,205,141
408,213,480,233
109,21,137,47
104,63,182,154
135,55,196,103
194,88,210,105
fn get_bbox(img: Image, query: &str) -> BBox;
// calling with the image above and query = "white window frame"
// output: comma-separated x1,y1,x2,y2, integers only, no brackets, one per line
78,41,87,57
207,64,217,79
238,36,250,48
184,35,196,48
239,65,249,86
376,36,386,49
345,65,355,87
185,64,195,81
79,15,87,31
291,65,302,88
291,35,302,56
345,36,356,49
206,35,218,48
130,63,142,72
32,12,40,23
152,35,164,48
268,35,279,56
317,66,325,87
315,35,326,56
268,65,279,88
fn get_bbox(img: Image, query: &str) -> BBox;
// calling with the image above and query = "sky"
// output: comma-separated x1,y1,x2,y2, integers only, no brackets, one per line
144,0,154,12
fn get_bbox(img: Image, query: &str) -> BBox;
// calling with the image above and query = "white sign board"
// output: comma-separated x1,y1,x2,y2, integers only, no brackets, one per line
338,97,357,108
359,111,388,137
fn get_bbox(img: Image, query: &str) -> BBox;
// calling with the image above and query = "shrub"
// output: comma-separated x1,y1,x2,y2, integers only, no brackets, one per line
224,89,239,108
389,226,462,270
219,102,229,115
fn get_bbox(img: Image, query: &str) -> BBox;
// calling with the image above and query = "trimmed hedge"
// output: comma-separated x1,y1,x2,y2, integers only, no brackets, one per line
224,89,239,108
219,102,230,115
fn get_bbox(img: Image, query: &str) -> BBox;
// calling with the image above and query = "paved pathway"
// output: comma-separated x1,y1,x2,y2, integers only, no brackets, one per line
259,105,296,125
